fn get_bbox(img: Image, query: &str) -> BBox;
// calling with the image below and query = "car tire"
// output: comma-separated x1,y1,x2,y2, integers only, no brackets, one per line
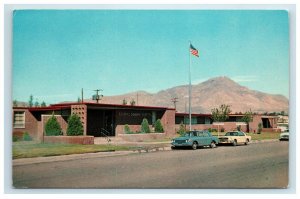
171,146,176,150
192,142,197,150
210,141,216,148
232,140,237,146
245,139,249,145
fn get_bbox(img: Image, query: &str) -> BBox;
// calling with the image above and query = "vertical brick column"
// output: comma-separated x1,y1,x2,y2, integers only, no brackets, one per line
71,105,87,136
161,109,176,136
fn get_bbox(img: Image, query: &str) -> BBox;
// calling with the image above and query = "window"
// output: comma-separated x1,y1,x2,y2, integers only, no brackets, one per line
13,111,25,128
238,132,244,136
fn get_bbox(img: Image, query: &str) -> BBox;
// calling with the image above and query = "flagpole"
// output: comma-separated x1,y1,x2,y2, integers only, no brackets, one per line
189,41,192,131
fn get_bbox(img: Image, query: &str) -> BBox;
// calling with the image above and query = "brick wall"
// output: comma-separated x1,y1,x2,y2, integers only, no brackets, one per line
71,105,87,135
13,109,39,141
118,133,167,142
161,109,176,136
44,136,94,145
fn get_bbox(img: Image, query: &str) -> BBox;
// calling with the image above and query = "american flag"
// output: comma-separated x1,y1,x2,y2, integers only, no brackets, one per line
190,44,199,57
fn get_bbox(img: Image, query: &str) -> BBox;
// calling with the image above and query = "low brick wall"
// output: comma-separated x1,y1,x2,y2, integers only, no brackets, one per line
44,136,94,145
118,133,166,142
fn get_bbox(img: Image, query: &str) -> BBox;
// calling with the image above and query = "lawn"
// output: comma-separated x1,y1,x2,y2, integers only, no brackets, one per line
211,131,281,140
12,142,137,159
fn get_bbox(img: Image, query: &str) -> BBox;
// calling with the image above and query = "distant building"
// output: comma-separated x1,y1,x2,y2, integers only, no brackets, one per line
12,102,280,141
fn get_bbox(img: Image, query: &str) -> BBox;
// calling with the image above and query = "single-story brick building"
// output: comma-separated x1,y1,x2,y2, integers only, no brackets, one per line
12,102,279,141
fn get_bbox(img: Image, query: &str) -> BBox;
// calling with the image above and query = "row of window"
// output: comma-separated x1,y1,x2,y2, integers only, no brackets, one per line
13,111,25,128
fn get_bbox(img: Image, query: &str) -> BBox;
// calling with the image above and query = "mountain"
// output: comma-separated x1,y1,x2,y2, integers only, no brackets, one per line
94,76,289,114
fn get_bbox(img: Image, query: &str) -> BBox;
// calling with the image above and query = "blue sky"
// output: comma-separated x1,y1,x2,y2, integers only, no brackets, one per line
13,10,289,104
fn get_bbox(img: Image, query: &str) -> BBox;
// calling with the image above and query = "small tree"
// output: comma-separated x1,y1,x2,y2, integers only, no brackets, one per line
13,99,18,107
41,101,46,107
23,132,32,141
258,123,263,134
211,104,231,122
177,121,186,136
124,124,131,134
130,99,136,106
77,97,81,103
45,115,62,136
34,101,39,107
154,119,164,133
67,114,84,136
237,125,241,131
140,118,150,133
122,98,127,105
28,95,33,107
241,110,253,133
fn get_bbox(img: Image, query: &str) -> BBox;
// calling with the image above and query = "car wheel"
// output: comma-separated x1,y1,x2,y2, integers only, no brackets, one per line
171,146,176,150
232,140,237,146
245,139,249,145
210,141,216,148
192,142,197,150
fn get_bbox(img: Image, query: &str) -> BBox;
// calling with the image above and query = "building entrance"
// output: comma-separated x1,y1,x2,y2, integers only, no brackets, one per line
87,109,115,137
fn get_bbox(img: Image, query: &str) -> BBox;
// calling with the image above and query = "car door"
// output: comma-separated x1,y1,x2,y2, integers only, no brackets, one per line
201,131,211,146
237,131,246,143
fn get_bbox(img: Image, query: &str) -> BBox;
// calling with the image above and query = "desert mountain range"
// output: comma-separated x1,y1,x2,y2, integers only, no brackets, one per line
94,76,289,114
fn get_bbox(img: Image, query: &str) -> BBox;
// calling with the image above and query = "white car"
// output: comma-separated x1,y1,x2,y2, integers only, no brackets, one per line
218,131,251,146
279,130,289,141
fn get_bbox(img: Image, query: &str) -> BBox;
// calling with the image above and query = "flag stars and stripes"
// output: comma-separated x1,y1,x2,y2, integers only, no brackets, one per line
190,44,199,57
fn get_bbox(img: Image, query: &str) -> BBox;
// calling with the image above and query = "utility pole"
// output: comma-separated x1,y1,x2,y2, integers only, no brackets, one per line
171,97,179,111
93,89,103,103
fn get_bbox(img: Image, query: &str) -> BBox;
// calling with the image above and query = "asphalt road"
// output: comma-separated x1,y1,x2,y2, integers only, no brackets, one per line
13,141,289,189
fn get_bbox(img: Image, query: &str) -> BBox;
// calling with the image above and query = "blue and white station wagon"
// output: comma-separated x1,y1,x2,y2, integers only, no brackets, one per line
171,130,219,150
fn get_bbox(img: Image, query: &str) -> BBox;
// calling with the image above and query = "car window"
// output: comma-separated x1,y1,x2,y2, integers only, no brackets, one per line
198,132,203,137
203,132,209,137
238,132,244,136
193,132,197,136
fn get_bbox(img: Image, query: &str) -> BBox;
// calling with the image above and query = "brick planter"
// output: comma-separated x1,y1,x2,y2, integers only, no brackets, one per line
44,136,94,145
118,133,166,142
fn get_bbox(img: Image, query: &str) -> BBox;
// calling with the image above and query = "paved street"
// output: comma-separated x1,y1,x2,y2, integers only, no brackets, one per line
13,141,288,189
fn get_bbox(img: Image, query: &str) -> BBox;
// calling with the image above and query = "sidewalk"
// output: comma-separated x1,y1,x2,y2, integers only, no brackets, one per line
13,141,172,166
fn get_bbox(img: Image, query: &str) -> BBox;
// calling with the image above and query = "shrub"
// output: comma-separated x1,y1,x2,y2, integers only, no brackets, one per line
237,125,241,131
220,127,225,132
13,135,19,142
22,132,32,141
154,119,164,133
208,128,217,132
124,124,131,134
177,122,186,136
140,118,150,133
258,123,263,134
45,115,62,136
67,114,84,136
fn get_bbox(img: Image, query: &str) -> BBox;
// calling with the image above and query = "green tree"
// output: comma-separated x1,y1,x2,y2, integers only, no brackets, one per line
211,104,231,122
241,110,253,132
41,101,46,107
34,100,39,107
130,99,136,106
28,95,33,107
154,119,164,133
45,114,62,136
122,98,127,105
13,99,18,107
77,97,81,103
140,118,150,133
177,121,186,136
67,114,84,136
